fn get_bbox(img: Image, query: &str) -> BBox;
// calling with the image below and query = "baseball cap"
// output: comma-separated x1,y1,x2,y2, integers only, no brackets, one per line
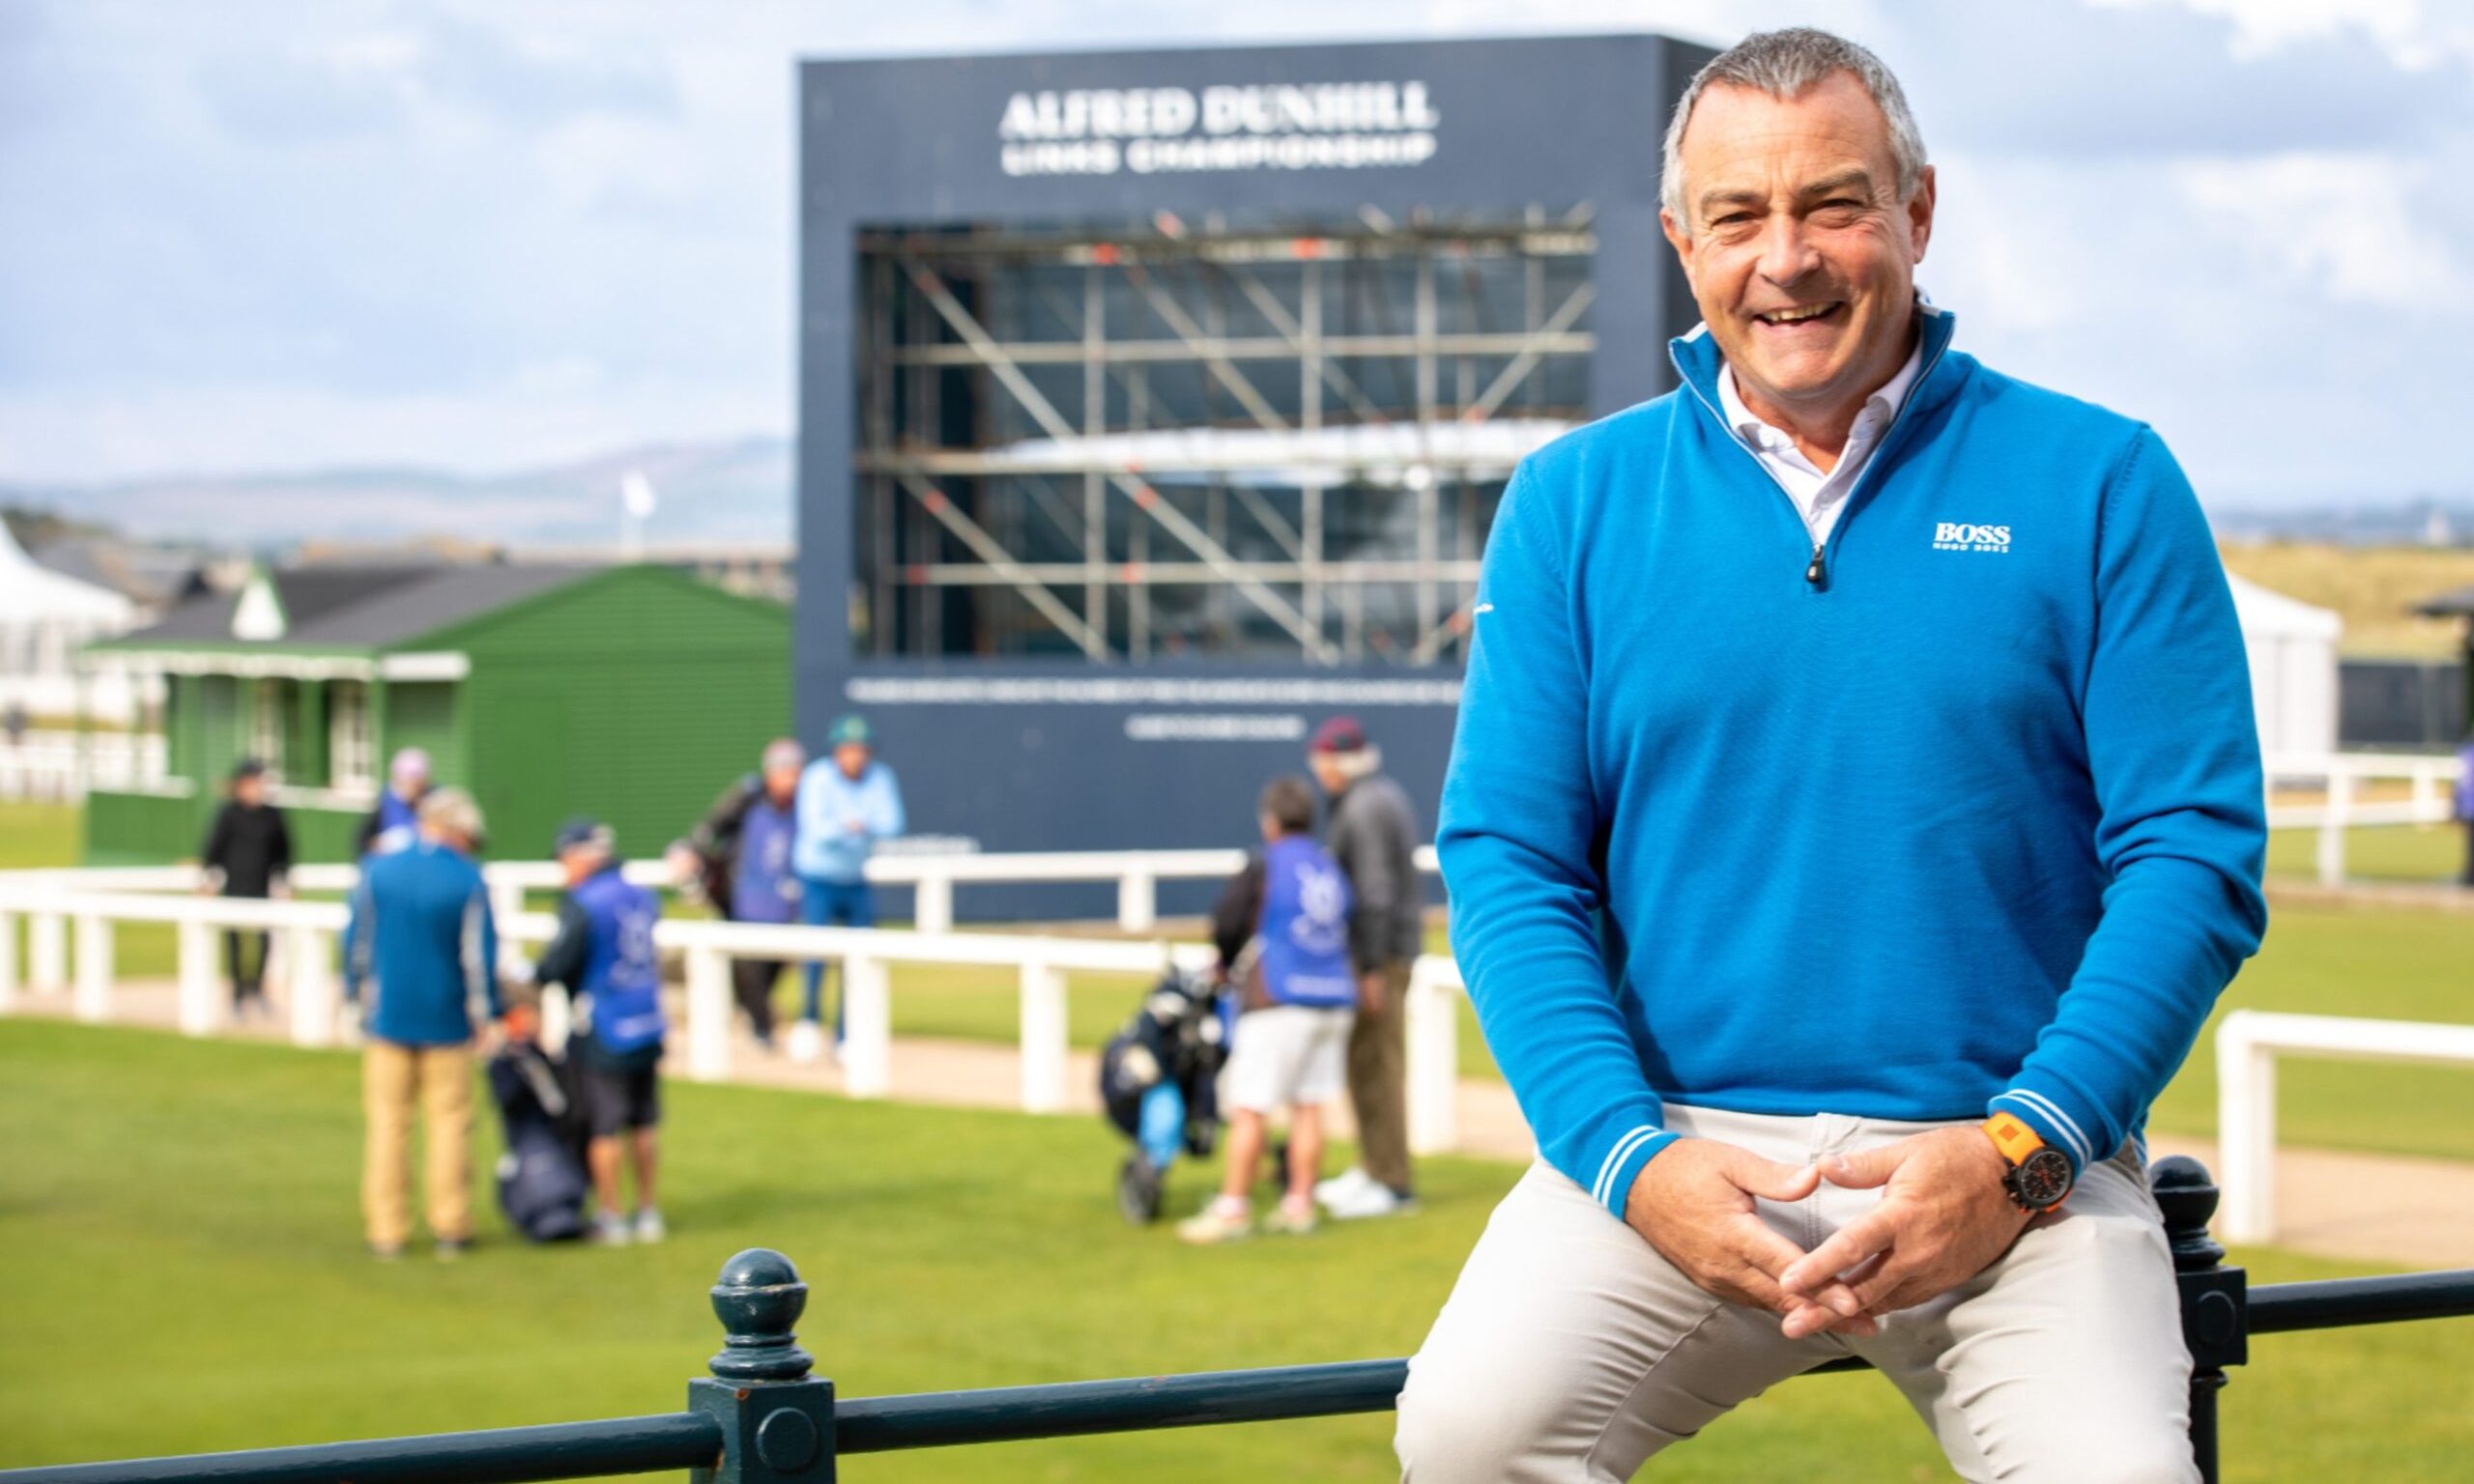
1308,716,1367,756
230,757,267,782
552,817,615,857
827,714,874,748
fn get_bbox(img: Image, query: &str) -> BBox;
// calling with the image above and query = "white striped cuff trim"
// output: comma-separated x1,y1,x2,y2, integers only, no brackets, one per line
1997,1089,2093,1169
1592,1126,1666,1208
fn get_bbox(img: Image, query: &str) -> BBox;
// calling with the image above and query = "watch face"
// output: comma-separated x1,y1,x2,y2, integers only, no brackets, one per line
2013,1147,2074,1209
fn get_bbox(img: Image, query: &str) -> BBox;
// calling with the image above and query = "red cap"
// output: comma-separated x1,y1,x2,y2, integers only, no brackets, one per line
1308,716,1367,755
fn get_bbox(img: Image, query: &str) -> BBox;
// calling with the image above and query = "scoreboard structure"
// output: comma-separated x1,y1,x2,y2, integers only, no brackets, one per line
795,34,1712,908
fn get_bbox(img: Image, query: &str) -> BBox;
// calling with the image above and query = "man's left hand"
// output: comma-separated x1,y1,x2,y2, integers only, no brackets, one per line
1774,1127,2034,1337
1358,971,1387,1014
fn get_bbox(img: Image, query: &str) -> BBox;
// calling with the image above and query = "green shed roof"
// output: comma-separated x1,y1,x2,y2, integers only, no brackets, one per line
101,564,595,652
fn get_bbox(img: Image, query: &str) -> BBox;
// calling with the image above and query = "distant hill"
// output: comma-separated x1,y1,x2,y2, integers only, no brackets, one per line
1,437,792,551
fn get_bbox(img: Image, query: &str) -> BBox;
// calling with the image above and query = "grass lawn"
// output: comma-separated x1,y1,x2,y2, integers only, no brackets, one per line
2,1020,2468,1484
2263,822,2466,885
9,802,2470,1161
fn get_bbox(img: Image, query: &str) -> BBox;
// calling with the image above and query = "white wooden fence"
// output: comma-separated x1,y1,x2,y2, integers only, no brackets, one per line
0,730,165,801
0,872,1473,1156
2263,751,2462,886
2214,1008,2474,1245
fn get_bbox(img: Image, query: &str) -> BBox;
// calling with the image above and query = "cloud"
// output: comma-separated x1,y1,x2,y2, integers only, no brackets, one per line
2,0,2471,517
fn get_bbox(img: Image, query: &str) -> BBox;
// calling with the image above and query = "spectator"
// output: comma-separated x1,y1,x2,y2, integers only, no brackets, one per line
355,747,433,857
198,757,293,1019
1305,716,1424,1218
1178,776,1356,1245
2456,730,2474,887
676,739,807,1048
532,819,668,1246
790,714,904,1063
342,787,507,1261
2,699,26,750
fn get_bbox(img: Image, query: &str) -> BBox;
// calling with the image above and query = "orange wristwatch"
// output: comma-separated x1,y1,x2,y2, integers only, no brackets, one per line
1983,1111,2074,1213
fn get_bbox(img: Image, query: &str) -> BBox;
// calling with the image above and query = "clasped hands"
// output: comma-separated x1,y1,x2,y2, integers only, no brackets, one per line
1621,1127,2034,1340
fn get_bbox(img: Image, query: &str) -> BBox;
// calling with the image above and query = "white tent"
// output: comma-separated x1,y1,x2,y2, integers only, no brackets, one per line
2227,572,2342,763
0,520,139,722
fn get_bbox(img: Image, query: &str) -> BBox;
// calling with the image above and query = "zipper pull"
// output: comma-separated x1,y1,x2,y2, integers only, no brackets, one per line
1804,544,1827,587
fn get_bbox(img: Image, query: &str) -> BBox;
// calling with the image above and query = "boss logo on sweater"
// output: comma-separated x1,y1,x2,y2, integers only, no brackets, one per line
1933,522,2012,554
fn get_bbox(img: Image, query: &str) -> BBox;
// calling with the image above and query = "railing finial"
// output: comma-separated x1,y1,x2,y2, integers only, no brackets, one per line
709,1248,814,1384
2150,1154,2226,1271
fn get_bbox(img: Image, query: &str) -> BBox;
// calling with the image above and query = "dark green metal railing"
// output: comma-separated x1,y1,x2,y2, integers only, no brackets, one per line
5,1156,2469,1484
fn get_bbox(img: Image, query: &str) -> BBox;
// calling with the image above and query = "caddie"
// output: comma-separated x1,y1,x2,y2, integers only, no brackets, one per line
1402,28,2266,1484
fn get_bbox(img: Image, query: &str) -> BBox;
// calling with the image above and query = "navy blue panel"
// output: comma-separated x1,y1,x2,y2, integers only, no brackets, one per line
796,36,1712,917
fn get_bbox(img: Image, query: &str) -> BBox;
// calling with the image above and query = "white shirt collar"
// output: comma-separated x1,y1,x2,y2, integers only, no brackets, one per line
1717,338,1924,460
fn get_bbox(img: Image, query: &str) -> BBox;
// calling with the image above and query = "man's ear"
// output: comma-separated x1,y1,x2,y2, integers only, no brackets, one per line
1905,164,1937,264
1659,205,1696,286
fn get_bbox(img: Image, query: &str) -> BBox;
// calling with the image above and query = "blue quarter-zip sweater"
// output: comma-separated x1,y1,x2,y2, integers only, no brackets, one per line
1437,305,2267,1217
342,838,503,1047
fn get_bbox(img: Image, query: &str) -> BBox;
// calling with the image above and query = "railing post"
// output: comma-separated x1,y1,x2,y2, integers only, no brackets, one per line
72,913,113,1022
841,956,890,1099
288,924,337,1047
685,943,734,1083
2316,769,2351,886
689,1248,836,1484
1116,868,1156,934
28,911,66,994
2154,1156,2247,1484
0,907,18,1014
1405,958,1459,1156
2215,1012,2277,1245
1018,954,1069,1114
177,917,221,1037
913,874,954,934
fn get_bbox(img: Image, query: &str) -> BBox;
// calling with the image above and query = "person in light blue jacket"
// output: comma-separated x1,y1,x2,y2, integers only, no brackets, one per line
790,713,905,1059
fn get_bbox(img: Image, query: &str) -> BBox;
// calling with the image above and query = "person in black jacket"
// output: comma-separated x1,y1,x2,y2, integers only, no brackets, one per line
198,758,293,1017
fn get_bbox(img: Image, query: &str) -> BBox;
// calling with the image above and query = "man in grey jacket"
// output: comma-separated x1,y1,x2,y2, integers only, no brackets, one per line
1307,716,1424,1217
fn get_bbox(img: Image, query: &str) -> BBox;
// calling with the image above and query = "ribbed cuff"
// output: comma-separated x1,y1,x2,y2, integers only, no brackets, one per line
1590,1124,1682,1216
1989,1083,2100,1178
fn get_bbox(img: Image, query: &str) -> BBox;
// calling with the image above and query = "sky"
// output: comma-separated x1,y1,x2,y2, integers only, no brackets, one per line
2,0,2471,510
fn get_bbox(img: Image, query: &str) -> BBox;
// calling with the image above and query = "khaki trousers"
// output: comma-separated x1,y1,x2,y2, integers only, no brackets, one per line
1397,1103,2196,1484
1347,959,1415,1192
362,1041,475,1248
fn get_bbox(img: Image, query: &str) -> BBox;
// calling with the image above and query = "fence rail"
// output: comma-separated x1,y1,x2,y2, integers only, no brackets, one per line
2214,1009,2474,1244
2,1159,2466,1484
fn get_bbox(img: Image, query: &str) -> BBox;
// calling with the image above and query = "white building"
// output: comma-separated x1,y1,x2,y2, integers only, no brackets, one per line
2228,572,2343,763
0,519,144,724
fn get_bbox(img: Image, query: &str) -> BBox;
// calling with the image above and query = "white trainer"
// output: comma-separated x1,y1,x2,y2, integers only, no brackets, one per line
1314,1166,1374,1211
1175,1197,1253,1245
633,1208,667,1243
785,1019,826,1065
590,1210,633,1246
1322,1181,1417,1221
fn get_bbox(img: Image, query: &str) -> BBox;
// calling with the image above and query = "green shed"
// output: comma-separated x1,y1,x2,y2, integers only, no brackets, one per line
81,563,790,866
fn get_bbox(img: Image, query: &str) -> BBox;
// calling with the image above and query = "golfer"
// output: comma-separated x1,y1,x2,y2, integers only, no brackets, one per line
1402,29,2266,1484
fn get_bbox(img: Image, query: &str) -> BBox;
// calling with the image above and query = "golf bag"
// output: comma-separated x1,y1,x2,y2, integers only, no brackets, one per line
1098,965,1229,1223
489,1042,590,1242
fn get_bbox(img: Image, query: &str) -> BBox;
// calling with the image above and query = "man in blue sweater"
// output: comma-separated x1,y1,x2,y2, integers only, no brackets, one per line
1399,30,2265,1484
343,786,507,1260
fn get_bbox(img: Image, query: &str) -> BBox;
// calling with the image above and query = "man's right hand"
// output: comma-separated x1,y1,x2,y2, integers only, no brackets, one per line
1621,1137,1878,1338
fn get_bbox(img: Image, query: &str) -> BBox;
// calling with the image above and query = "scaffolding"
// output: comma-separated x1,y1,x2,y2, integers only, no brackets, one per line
851,207,1597,667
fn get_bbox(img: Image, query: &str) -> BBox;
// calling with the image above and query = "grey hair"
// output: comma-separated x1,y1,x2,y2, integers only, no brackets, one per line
1660,28,1927,232
417,786,484,842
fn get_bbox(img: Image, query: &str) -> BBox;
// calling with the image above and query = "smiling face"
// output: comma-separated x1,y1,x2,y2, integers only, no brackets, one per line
1660,71,1934,437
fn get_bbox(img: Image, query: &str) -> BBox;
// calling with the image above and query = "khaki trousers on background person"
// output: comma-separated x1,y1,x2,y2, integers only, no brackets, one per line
362,1041,475,1248
1347,959,1415,1193
1396,1103,2196,1484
